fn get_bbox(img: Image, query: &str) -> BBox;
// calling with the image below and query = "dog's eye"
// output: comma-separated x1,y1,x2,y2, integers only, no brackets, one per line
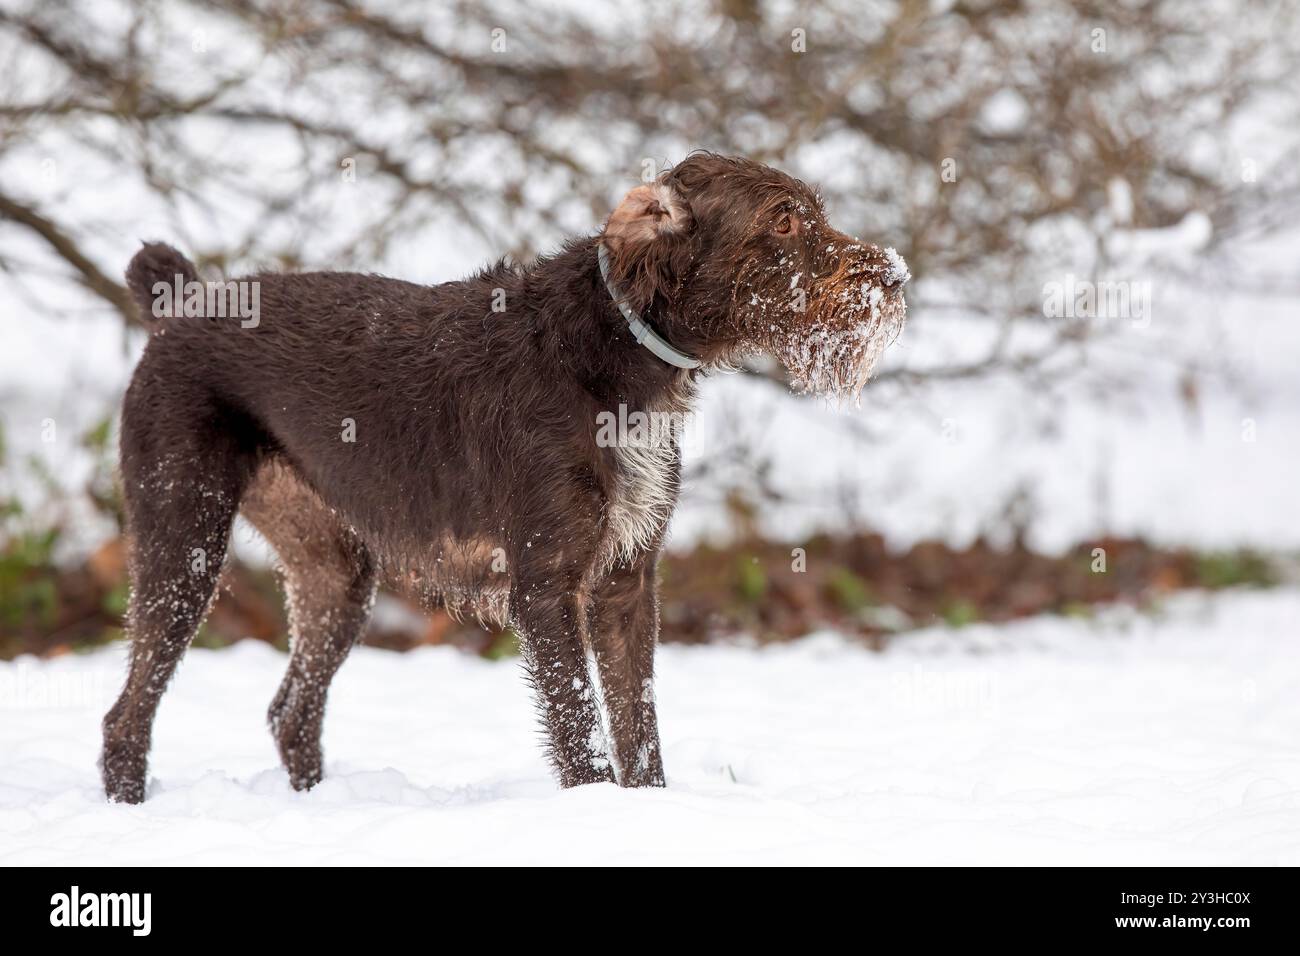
773,213,798,236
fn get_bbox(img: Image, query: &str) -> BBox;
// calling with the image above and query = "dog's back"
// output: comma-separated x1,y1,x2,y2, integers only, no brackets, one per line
121,246,594,560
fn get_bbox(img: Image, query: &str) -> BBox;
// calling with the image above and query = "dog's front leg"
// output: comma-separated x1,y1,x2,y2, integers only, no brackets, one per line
511,574,615,788
589,555,666,787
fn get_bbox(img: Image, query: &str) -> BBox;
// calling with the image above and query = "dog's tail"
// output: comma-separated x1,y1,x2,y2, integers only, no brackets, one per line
125,242,198,326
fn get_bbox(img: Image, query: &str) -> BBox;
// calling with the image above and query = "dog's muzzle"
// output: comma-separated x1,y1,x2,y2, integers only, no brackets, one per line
775,246,910,400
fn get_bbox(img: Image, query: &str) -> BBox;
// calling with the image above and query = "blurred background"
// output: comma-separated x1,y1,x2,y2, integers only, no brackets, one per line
2,0,1298,658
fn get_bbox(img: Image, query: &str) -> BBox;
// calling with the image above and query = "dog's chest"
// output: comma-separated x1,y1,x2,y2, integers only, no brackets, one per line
601,425,680,570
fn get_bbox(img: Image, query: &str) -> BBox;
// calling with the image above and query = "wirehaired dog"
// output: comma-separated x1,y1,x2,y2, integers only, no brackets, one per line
101,153,908,802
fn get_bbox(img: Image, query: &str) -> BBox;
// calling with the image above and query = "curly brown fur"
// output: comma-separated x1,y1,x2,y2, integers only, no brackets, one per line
100,152,908,802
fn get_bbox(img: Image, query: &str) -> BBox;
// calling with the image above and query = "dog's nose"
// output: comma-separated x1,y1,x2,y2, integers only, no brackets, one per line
854,244,909,289
870,244,910,289
828,232,910,289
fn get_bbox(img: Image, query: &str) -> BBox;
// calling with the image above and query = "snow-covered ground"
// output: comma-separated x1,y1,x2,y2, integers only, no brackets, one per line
2,588,1297,865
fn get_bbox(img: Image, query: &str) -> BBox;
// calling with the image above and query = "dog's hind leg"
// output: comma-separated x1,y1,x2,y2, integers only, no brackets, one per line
240,462,376,791
588,555,665,787
101,386,258,803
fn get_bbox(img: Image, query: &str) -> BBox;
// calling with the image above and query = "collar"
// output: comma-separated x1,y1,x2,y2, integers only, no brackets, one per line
596,243,702,370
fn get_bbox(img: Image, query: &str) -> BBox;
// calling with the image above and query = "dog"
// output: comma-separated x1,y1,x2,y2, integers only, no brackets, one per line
100,152,908,802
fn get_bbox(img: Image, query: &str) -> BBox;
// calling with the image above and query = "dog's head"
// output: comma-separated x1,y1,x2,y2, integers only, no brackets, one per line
601,152,908,398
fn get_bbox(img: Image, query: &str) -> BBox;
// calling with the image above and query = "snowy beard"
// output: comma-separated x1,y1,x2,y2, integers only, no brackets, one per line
764,249,909,401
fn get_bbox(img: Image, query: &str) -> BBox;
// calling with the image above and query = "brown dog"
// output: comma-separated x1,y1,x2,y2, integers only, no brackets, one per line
100,152,908,802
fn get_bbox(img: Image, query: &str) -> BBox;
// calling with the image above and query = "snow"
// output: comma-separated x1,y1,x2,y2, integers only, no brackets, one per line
2,589,1298,865
979,89,1030,135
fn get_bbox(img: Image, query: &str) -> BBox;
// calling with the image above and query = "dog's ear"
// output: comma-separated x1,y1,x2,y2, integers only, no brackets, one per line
601,182,694,311
603,183,692,251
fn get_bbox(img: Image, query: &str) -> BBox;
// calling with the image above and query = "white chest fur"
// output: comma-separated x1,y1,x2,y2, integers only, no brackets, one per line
600,416,681,572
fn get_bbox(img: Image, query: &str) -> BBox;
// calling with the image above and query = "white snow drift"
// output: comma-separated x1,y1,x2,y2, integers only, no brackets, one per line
1,589,1297,865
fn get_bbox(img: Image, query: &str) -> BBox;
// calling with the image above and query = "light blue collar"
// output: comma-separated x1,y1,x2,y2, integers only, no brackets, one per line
596,243,702,370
